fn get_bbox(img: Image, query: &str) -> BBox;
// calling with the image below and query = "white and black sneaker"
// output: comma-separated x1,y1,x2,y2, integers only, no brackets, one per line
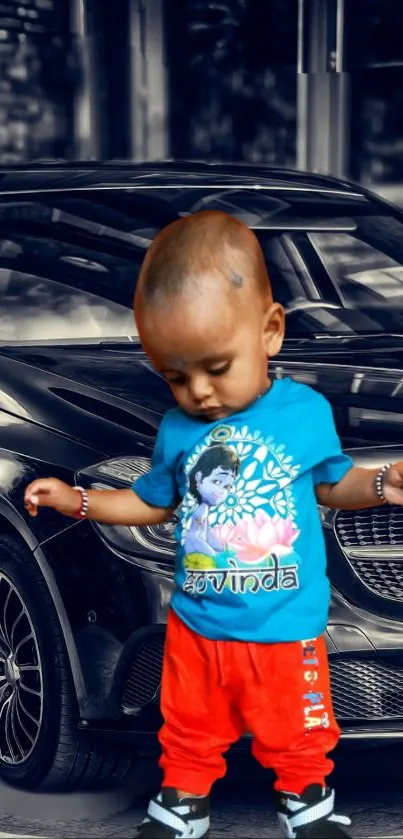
136,787,210,838
276,783,352,837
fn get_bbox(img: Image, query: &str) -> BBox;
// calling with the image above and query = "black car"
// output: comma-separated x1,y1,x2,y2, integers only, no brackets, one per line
0,160,402,793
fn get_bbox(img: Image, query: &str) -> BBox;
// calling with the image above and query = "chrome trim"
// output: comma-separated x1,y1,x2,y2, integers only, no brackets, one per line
240,725,403,741
307,230,351,307
340,727,403,740
282,234,322,299
274,358,403,378
0,185,366,198
350,408,403,426
252,221,357,231
348,548,403,560
351,372,365,394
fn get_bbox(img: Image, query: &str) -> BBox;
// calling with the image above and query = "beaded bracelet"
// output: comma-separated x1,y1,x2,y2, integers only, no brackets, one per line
73,485,89,518
374,463,392,504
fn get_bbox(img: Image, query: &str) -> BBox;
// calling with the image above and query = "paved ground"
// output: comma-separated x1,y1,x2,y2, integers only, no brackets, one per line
0,746,402,837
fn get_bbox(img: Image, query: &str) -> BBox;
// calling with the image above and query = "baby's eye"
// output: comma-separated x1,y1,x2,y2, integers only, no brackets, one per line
167,375,186,386
209,363,230,377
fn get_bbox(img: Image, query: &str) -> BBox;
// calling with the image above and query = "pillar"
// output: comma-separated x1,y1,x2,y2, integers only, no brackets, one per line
69,0,101,159
128,0,169,161
296,0,350,177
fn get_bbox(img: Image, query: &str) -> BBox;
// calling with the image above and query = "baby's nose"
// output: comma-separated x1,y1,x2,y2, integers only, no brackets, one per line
189,373,214,403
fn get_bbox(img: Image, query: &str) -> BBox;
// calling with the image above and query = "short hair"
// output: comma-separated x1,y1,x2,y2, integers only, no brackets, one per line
134,210,271,310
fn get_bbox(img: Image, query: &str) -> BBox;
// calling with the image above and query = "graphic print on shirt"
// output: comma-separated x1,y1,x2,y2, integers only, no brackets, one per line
179,423,301,597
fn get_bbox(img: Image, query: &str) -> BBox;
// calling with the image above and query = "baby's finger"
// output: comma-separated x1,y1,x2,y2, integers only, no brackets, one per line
24,499,38,517
26,493,39,505
24,485,51,505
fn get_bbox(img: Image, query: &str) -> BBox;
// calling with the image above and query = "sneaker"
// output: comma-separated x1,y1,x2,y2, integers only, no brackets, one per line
136,787,210,838
275,783,352,837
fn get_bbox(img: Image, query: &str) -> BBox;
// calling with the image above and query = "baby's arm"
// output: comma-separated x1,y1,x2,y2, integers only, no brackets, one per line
24,478,172,526
315,462,403,510
25,413,179,526
308,391,403,511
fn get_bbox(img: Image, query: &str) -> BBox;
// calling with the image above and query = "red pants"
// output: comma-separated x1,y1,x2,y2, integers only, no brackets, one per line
158,610,340,796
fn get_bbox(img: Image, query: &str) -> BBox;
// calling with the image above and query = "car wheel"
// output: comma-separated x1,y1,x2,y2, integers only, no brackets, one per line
0,534,136,791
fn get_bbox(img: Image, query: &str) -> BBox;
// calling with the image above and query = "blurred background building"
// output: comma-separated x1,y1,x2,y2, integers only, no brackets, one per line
1,0,403,201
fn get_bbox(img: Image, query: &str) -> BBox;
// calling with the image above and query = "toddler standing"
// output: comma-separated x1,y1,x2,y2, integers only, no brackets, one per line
25,211,403,837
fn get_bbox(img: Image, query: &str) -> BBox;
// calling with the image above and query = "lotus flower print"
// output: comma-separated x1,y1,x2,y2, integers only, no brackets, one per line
212,509,299,564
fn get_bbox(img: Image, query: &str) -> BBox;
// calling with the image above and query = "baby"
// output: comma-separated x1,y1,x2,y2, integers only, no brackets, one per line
24,211,403,838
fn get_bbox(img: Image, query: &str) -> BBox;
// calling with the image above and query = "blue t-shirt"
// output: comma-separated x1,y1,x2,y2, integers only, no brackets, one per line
133,377,353,643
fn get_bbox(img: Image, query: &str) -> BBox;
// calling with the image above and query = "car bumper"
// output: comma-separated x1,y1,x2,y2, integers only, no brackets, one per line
83,602,403,746
82,536,403,743
78,716,403,749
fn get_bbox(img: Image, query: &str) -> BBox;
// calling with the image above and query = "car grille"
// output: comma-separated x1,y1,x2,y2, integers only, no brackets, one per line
335,507,403,601
335,506,403,548
120,634,403,724
330,659,403,719
344,556,403,601
122,634,165,712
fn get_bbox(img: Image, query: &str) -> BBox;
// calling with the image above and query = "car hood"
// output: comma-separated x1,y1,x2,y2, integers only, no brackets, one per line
346,444,403,466
0,343,175,458
277,333,403,448
2,334,403,456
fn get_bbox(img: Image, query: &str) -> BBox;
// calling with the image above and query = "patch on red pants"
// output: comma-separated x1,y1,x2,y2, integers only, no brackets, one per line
301,639,330,730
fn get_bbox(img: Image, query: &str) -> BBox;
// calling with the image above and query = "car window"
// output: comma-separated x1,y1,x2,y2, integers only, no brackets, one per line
259,234,320,308
0,196,165,344
0,237,140,343
0,194,315,344
3,190,403,343
309,229,403,307
0,267,136,343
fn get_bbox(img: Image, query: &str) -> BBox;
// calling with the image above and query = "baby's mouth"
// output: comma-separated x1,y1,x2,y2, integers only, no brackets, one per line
204,407,225,419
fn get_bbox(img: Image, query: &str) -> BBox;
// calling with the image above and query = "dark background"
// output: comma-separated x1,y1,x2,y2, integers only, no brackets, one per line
1,0,403,204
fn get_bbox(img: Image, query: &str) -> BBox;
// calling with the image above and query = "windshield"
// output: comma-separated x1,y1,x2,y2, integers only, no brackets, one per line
0,188,402,343
260,213,403,338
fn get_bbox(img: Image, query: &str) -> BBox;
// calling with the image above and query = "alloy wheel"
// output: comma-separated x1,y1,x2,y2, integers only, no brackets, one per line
0,572,43,764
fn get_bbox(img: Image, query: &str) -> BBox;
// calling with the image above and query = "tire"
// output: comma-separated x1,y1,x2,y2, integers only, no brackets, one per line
0,534,136,791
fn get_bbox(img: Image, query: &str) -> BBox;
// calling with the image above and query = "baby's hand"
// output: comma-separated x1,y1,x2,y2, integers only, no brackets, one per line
24,478,81,518
382,462,403,505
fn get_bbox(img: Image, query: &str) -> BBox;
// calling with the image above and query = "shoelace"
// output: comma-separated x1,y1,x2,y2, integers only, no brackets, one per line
147,799,193,835
137,796,209,839
327,813,352,826
286,790,351,831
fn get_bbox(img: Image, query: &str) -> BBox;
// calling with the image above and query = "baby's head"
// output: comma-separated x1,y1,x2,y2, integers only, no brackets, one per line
134,210,285,420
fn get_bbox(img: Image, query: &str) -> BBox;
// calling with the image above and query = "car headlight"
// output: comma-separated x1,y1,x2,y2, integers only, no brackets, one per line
318,504,336,530
80,460,338,560
75,456,176,560
92,456,151,484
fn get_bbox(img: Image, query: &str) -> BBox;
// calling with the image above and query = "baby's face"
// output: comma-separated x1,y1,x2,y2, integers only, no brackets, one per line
138,274,285,421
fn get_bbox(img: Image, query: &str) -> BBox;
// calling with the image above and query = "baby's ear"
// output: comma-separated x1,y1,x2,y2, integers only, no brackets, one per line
263,302,285,358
